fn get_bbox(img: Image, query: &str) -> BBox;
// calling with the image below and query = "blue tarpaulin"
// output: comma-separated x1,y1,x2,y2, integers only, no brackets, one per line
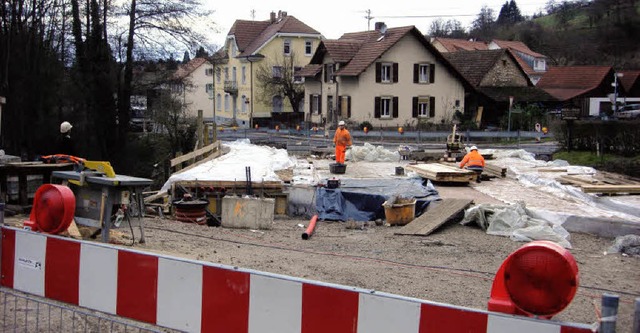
315,177,440,221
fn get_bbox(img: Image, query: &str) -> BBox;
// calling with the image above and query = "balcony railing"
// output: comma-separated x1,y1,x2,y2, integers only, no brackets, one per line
224,80,238,95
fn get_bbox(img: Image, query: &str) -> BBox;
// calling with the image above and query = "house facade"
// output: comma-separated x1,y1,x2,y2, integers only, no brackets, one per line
301,24,467,130
443,49,555,128
488,40,547,85
213,11,322,128
171,57,215,120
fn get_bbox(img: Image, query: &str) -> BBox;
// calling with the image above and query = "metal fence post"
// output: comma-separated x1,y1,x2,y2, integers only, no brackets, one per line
633,297,640,333
600,293,619,333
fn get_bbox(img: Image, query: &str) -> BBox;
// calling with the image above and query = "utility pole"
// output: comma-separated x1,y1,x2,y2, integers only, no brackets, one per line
364,9,374,31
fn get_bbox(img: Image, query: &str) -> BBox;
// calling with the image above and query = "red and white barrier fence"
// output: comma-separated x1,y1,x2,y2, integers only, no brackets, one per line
0,226,593,333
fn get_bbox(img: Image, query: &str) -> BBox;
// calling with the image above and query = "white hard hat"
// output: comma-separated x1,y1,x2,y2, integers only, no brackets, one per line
338,120,345,126
470,146,478,151
60,121,73,133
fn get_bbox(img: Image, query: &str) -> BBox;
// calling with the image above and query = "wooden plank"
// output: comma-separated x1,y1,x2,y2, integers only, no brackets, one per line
170,141,220,167
580,185,640,194
395,198,473,236
172,147,223,175
175,180,284,189
558,175,600,186
405,163,475,183
484,163,507,177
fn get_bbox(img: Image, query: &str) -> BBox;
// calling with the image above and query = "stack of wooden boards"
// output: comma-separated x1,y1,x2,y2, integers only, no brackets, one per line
404,162,507,183
558,172,640,195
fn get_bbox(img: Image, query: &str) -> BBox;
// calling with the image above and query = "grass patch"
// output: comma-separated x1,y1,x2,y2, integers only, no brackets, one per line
553,151,640,178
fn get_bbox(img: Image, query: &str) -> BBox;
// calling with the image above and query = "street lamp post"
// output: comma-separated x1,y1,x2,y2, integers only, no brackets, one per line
508,96,514,132
612,72,624,115
244,54,264,129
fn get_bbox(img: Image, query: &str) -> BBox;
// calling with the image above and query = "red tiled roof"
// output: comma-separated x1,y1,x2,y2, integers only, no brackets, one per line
323,40,363,63
297,64,322,77
537,66,613,100
619,70,640,92
432,37,488,52
173,57,208,80
491,39,546,58
228,15,321,57
336,26,416,76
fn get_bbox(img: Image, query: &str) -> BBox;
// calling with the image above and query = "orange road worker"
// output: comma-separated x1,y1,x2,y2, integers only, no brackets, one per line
459,146,485,183
333,120,352,164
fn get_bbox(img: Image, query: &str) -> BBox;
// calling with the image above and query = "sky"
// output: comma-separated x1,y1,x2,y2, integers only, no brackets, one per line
205,0,551,48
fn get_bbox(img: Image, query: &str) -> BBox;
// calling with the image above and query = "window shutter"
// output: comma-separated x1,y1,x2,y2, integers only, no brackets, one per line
347,96,352,118
392,63,399,83
413,64,419,83
375,63,381,83
309,94,313,113
374,97,381,118
429,64,435,83
319,95,322,115
429,96,436,117
324,65,328,83
392,96,399,118
412,97,418,118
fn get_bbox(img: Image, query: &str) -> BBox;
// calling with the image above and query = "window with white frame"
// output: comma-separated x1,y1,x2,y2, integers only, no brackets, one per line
294,66,303,83
380,97,392,117
311,94,320,114
224,94,229,111
272,66,283,78
305,40,313,56
283,39,291,56
417,97,430,117
205,68,213,76
381,63,392,83
205,83,213,96
418,64,430,83
242,66,246,84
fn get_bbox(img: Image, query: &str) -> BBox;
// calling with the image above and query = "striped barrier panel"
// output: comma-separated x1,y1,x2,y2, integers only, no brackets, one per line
0,226,594,333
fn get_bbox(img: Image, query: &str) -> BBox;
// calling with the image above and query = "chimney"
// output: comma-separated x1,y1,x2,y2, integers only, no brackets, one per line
374,22,386,31
270,11,276,23
281,11,287,18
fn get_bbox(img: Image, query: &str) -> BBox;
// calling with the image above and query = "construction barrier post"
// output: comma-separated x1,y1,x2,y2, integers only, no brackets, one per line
600,293,619,333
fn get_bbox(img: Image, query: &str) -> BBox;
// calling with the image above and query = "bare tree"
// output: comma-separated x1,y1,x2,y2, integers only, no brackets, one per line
254,53,305,114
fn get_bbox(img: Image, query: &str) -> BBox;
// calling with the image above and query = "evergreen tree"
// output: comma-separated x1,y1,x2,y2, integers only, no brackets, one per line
183,51,191,63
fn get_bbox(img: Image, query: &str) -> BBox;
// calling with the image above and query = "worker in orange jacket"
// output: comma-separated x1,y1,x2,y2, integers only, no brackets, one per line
459,146,485,183
333,120,352,164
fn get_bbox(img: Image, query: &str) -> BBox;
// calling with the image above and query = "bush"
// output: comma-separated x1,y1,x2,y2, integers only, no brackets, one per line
360,121,373,130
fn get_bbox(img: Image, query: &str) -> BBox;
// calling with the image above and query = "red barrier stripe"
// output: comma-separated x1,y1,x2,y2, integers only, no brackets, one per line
117,251,158,324
302,283,360,333
201,266,250,333
420,303,488,333
45,237,80,305
0,228,15,288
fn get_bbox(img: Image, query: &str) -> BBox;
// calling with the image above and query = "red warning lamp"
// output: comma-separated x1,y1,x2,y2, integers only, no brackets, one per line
23,184,76,234
398,126,404,135
312,126,318,132
363,126,369,134
219,127,224,132
488,241,578,319
254,124,259,130
275,125,280,132
296,125,301,131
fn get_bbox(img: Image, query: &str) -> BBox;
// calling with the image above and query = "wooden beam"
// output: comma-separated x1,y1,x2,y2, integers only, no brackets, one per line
170,141,220,167
580,185,640,194
395,198,473,236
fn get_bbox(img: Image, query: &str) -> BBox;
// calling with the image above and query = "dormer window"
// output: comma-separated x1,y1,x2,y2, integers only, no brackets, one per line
284,39,291,56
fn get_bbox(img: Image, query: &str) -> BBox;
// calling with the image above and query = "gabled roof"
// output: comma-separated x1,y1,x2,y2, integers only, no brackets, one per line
432,37,488,52
491,39,546,58
537,66,613,101
619,70,640,93
173,58,208,80
228,15,321,57
297,64,322,77
442,49,530,87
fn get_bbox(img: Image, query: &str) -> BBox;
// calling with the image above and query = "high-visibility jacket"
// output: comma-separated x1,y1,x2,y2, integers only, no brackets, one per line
333,128,352,147
459,150,485,169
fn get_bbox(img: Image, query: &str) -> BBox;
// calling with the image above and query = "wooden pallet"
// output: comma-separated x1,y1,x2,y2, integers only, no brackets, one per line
395,198,473,236
405,163,476,183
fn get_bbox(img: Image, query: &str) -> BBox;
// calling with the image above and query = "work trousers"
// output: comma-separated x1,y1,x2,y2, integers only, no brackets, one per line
335,145,347,164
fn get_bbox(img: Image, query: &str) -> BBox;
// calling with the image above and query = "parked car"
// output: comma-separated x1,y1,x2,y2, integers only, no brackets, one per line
615,104,640,119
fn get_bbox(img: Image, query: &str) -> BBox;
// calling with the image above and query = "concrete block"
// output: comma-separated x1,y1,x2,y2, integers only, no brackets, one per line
221,196,275,229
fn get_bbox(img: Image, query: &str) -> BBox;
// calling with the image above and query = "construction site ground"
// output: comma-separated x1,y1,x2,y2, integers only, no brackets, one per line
4,144,640,332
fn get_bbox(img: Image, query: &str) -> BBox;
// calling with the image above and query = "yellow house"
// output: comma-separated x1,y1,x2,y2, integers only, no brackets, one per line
300,24,469,130
213,11,323,128
171,57,215,120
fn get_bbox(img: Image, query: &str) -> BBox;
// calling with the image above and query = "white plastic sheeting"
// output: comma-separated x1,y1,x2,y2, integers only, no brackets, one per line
161,139,296,192
461,201,572,248
347,143,400,162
